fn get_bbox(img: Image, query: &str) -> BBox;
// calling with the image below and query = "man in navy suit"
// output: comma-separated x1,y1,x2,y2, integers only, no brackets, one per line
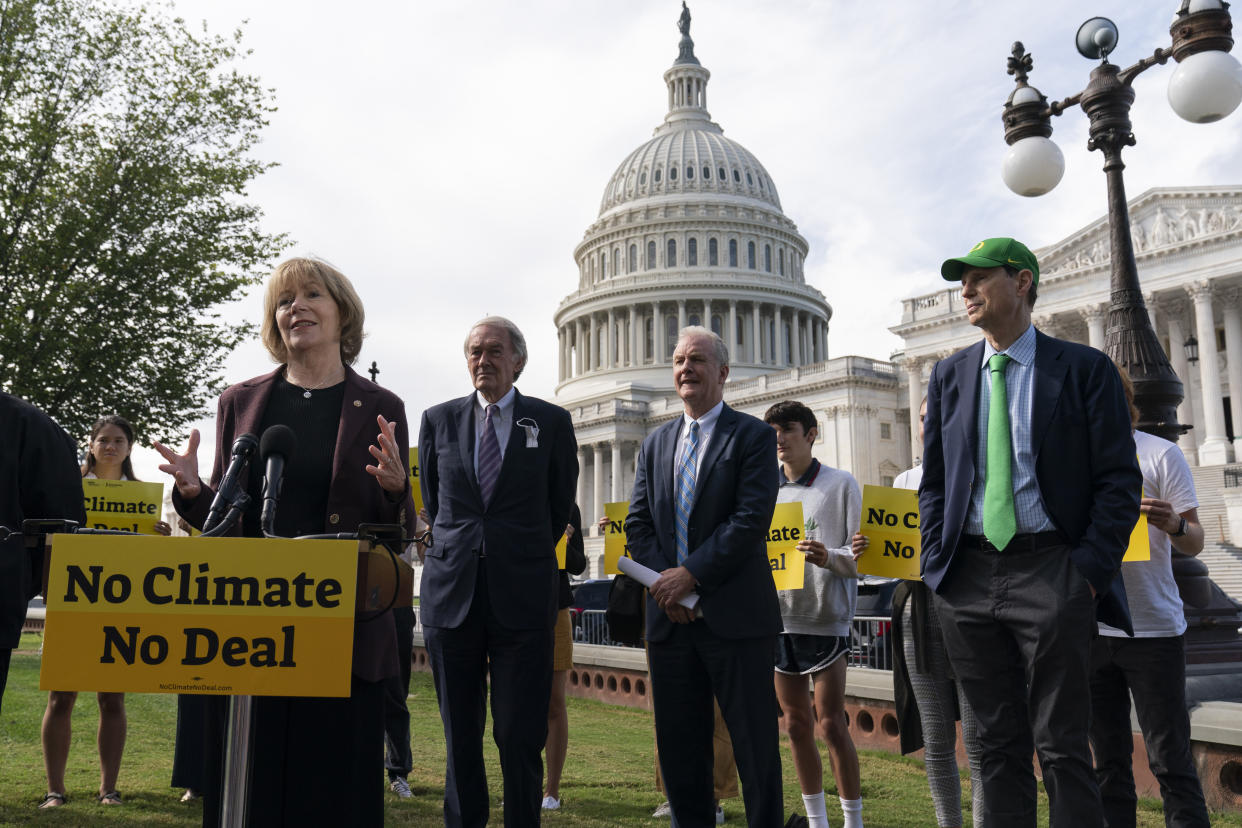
920,238,1141,827
419,316,578,828
626,326,784,828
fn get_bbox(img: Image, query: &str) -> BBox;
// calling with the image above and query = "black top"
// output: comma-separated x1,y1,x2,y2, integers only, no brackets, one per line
242,376,346,538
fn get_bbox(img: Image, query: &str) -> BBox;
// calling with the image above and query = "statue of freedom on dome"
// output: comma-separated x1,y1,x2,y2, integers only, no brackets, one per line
676,2,699,65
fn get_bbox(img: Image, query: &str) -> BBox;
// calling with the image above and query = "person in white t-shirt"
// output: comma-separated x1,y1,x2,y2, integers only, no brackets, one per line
1089,365,1209,827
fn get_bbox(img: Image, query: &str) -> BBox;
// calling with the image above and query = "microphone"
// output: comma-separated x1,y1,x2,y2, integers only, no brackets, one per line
203,433,259,534
259,425,297,537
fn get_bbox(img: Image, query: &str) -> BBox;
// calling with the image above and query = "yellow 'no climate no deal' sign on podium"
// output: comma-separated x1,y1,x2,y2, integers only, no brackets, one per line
41,534,359,697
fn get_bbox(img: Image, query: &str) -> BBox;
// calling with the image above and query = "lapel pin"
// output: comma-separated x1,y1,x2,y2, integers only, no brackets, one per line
516,417,540,448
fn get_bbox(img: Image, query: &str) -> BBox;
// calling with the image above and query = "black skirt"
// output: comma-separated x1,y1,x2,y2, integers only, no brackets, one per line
200,678,385,827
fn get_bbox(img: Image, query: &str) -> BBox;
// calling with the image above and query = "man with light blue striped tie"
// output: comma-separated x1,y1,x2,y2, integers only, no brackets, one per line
625,326,784,828
674,421,699,565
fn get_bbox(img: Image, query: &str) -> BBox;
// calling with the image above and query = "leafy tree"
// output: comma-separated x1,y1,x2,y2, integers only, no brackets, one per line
0,0,285,445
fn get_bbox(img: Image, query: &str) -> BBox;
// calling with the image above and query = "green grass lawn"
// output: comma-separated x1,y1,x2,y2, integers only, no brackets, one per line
1,632,1236,826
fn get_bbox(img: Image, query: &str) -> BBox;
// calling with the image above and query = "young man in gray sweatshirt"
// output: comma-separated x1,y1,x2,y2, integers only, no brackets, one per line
764,400,863,828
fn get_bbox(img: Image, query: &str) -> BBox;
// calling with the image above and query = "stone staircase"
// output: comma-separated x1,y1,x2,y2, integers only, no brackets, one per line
1191,464,1242,604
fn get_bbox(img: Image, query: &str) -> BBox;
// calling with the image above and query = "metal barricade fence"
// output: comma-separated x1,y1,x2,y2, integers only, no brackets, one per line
415,604,893,667
847,616,893,670
572,609,617,646
567,609,893,667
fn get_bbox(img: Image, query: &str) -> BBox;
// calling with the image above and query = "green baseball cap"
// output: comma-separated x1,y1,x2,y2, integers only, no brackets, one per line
941,237,1039,284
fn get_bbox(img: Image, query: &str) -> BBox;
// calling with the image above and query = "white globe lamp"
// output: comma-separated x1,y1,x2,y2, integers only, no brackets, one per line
1002,136,1065,197
1167,49,1242,123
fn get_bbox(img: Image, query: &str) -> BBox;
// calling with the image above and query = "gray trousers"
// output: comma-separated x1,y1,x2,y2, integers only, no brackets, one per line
934,539,1103,828
902,599,984,827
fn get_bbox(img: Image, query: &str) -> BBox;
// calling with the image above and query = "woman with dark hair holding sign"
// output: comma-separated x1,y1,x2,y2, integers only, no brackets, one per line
39,414,170,810
154,257,415,827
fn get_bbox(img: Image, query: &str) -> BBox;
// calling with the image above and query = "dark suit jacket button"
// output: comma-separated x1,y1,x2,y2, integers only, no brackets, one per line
329,513,340,525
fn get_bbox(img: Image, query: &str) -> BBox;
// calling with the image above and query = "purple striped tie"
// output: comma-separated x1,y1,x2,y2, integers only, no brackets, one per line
477,404,502,506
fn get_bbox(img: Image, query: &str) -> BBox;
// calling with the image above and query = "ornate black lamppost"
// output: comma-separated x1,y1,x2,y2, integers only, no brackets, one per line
1000,0,1242,443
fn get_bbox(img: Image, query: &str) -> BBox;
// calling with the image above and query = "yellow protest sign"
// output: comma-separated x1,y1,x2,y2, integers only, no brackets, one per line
407,447,424,516
1123,513,1150,561
767,502,805,591
856,485,921,580
41,534,358,697
555,533,567,569
83,478,164,535
603,501,631,574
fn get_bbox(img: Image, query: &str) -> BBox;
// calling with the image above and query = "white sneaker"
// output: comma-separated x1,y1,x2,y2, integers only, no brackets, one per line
541,795,561,811
653,800,672,818
716,803,725,824
389,777,412,799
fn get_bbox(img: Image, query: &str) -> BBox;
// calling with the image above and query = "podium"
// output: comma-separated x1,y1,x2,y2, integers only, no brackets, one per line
39,532,411,695
30,526,412,827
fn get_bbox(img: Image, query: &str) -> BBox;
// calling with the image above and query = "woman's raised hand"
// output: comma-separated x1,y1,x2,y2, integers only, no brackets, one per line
153,429,202,500
366,415,407,493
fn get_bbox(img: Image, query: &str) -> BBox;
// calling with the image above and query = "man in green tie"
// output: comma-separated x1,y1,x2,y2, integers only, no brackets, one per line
918,238,1141,828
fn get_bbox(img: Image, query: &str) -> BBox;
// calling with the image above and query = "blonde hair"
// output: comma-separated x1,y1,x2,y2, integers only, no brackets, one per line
1112,360,1140,429
260,257,365,365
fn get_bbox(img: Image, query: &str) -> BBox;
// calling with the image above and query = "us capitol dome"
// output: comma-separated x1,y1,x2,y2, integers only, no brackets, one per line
555,4,907,535
552,4,832,403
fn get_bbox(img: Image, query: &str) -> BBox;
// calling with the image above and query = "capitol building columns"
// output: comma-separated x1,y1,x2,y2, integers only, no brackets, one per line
571,438,640,532
591,444,605,528
1165,306,1200,465
630,304,641,367
905,358,924,462
1222,290,1242,458
611,442,624,502
575,447,587,519
1188,281,1232,465
1080,304,1107,350
751,306,762,365
554,299,833,380
727,300,738,361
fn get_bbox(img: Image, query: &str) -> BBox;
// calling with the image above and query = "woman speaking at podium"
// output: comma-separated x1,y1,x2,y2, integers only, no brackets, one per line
155,257,416,827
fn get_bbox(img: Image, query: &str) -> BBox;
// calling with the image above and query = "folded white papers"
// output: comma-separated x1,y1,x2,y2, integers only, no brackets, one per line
616,556,700,610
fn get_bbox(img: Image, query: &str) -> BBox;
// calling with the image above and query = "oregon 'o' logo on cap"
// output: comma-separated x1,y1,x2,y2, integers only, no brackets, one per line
970,241,985,253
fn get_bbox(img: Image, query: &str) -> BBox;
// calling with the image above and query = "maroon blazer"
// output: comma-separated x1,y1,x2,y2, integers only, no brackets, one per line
173,366,417,683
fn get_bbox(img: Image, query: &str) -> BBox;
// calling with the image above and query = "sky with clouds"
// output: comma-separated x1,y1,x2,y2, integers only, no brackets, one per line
129,0,1242,480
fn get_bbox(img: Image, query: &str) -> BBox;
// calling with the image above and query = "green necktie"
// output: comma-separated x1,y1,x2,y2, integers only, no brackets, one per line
984,353,1016,550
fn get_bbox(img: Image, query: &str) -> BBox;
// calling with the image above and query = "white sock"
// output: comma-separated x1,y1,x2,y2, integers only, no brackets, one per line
802,791,830,828
839,795,863,828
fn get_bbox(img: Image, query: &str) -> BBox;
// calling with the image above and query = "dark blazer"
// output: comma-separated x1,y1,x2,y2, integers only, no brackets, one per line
919,330,1141,632
0,394,86,649
173,366,416,682
558,503,587,609
418,390,578,630
625,403,782,643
